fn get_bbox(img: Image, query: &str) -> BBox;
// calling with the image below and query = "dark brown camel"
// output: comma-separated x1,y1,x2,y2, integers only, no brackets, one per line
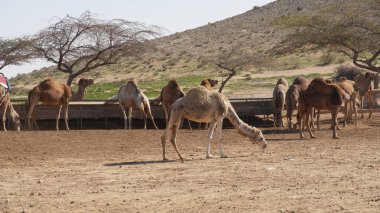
285,76,310,129
297,78,349,139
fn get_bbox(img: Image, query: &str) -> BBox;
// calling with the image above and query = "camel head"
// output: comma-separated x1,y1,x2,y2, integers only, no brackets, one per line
78,78,94,88
250,128,267,152
200,79,218,90
207,79,218,87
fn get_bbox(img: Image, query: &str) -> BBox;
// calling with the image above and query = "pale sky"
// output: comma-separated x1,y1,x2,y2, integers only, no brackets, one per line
0,0,275,78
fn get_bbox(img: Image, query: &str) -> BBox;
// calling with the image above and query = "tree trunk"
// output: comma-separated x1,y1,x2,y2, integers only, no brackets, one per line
66,75,75,86
218,70,236,93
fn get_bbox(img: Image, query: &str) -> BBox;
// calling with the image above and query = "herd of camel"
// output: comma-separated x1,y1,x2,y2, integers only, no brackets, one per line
272,70,378,139
0,68,378,161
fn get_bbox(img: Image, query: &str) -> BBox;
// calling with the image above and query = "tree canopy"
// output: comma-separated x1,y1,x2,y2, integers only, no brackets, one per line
272,0,380,72
0,38,33,71
32,12,160,85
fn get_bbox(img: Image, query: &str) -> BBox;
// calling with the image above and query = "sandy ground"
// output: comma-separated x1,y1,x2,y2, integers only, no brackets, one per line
0,117,379,212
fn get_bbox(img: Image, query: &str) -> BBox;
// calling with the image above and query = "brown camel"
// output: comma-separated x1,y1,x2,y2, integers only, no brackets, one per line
200,78,218,90
0,90,21,131
297,78,349,139
285,76,310,129
272,77,288,127
26,78,94,130
354,72,379,119
70,78,94,101
161,86,267,162
117,80,158,130
157,79,191,129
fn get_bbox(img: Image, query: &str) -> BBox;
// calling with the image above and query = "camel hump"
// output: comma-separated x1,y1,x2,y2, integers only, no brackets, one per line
38,78,62,90
276,77,288,88
168,79,180,89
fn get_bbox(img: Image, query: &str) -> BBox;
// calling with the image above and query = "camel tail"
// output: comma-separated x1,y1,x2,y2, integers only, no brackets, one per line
226,104,260,139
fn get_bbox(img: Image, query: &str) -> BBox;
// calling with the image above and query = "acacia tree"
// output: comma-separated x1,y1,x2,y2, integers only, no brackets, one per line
0,38,33,71
272,0,380,72
208,45,265,93
32,12,159,85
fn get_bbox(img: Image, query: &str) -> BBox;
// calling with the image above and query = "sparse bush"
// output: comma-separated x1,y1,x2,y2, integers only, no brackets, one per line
333,65,363,80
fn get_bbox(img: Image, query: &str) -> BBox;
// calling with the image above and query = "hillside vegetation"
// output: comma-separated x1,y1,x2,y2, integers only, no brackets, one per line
10,0,346,99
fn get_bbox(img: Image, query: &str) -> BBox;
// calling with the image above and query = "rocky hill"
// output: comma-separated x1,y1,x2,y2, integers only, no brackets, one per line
10,0,344,99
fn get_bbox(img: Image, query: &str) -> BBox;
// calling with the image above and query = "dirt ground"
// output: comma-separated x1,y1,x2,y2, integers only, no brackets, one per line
0,116,379,212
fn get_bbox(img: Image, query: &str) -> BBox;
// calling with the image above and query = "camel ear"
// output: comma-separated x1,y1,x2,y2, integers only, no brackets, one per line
365,72,370,78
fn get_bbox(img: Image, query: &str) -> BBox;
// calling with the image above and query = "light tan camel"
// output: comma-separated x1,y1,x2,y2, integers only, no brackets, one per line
354,72,379,119
161,86,267,162
117,80,158,130
285,77,310,129
272,77,288,127
198,79,218,129
0,90,21,131
26,78,94,130
297,78,349,139
334,77,358,127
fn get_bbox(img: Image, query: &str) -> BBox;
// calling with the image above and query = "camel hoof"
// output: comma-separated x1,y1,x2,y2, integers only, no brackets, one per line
179,158,185,163
206,155,213,159
162,158,169,162
333,136,340,139
311,135,316,138
221,155,228,158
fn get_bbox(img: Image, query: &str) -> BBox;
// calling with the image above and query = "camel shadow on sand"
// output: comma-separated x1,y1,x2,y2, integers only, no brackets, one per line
103,155,252,166
104,160,177,166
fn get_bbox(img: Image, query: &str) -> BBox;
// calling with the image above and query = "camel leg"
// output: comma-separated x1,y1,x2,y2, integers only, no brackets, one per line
298,111,305,138
367,93,374,119
170,125,184,162
205,121,217,158
146,108,158,130
343,102,348,127
27,102,38,130
353,98,358,126
187,119,192,130
55,105,62,130
287,108,293,129
331,107,339,139
305,109,315,138
216,118,227,158
32,107,40,130
360,95,365,118
127,107,132,129
163,105,169,127
63,104,69,130
161,129,168,161
1,103,8,131
118,102,127,129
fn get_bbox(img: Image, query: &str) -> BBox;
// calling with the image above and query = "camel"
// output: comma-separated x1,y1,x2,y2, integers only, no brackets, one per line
200,78,218,90
26,78,94,130
161,86,267,162
353,72,379,119
337,77,358,127
117,80,158,130
297,78,349,139
272,78,288,127
0,90,21,131
157,79,192,129
70,78,94,101
285,76,310,129
198,78,218,129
